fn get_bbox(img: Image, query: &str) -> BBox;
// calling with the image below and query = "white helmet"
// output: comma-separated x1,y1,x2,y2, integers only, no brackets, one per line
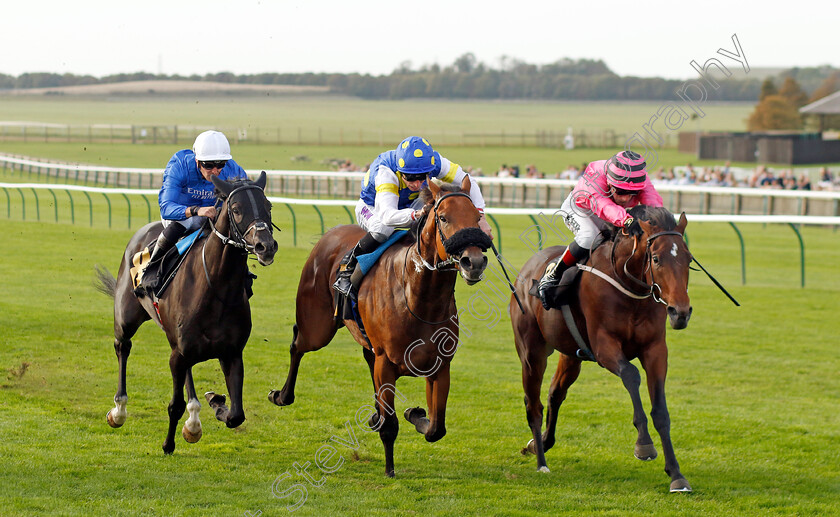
193,130,232,161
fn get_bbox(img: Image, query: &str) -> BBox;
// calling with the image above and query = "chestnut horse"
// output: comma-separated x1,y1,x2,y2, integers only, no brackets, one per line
269,177,491,477
511,205,693,492
95,173,277,454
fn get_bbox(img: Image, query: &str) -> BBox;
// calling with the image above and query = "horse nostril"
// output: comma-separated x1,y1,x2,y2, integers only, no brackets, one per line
667,306,677,317
459,256,472,270
255,243,265,254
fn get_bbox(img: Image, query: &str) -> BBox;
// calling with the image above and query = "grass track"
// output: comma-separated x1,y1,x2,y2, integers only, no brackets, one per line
1,210,839,516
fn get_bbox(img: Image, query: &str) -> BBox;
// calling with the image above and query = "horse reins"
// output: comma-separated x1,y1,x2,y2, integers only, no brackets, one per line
601,230,686,305
402,191,481,325
202,183,274,288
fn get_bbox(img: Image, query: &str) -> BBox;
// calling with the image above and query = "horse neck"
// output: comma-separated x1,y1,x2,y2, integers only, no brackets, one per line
404,218,457,303
610,233,650,284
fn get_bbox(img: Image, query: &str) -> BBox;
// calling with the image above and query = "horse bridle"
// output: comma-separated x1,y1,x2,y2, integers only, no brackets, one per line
413,191,492,271
208,184,274,254
403,191,490,324
609,230,687,305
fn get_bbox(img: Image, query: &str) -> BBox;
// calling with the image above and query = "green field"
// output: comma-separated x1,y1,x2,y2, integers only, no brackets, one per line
0,95,753,135
1,201,839,515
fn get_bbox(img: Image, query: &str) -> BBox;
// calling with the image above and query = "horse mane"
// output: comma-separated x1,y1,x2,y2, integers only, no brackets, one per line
418,182,462,205
617,205,676,239
213,176,255,199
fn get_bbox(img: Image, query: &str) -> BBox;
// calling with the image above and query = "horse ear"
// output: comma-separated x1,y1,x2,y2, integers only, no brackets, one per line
676,212,688,234
460,175,471,193
638,219,653,235
255,171,267,190
211,175,234,198
428,177,441,197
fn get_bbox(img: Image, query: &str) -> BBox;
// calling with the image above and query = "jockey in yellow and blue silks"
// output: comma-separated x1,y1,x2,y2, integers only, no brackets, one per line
333,136,492,297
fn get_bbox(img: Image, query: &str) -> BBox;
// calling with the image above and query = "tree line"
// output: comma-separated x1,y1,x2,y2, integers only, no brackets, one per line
1,55,837,106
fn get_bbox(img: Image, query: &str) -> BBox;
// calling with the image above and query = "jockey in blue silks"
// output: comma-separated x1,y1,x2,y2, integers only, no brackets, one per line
333,136,492,297
136,130,248,296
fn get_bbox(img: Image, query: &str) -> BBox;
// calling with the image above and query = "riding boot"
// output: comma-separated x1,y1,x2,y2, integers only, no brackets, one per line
333,232,381,297
537,242,589,310
135,224,186,297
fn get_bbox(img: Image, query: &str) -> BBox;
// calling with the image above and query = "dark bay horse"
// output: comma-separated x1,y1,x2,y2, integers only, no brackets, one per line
95,172,277,454
269,177,491,477
511,205,693,492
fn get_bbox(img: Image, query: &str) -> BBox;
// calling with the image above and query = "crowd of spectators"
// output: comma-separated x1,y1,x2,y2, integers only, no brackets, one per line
324,157,840,192
488,161,840,191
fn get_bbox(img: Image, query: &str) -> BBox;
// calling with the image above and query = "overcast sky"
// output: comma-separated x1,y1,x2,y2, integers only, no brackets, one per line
3,0,835,80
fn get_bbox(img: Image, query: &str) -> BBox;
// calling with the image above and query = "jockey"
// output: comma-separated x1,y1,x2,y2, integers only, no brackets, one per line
333,136,493,298
136,130,248,296
537,150,664,309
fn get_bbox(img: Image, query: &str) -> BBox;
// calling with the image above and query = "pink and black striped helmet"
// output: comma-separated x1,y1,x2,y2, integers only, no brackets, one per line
605,151,648,191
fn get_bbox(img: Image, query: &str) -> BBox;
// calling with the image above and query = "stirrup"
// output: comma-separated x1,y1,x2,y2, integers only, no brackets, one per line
333,273,353,296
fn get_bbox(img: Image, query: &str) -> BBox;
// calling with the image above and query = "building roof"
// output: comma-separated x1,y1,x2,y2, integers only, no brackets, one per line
800,90,840,115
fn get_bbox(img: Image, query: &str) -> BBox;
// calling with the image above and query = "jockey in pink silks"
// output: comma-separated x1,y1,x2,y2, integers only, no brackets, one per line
537,150,664,310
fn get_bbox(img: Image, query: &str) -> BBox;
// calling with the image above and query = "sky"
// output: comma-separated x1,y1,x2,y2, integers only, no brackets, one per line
2,0,836,80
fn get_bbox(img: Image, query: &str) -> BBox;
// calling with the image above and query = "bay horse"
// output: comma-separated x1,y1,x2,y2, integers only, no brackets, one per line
269,177,491,477
511,205,693,492
95,172,277,454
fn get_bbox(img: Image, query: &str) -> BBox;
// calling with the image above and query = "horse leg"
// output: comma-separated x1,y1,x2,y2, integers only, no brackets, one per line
362,347,383,430
107,308,145,428
269,325,303,406
181,368,203,443
107,337,131,428
599,349,657,462
541,354,582,453
373,357,400,477
405,362,449,442
518,348,550,472
642,344,691,493
162,350,189,455
211,354,245,429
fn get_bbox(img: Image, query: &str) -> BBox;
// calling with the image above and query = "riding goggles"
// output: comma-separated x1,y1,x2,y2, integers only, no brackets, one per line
402,172,427,183
612,186,640,197
199,160,228,170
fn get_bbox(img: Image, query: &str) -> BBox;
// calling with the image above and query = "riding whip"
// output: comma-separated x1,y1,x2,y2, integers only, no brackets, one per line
691,256,740,306
490,242,526,314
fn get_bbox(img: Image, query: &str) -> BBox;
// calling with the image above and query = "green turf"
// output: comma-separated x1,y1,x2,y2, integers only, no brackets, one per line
0,95,753,136
1,203,838,515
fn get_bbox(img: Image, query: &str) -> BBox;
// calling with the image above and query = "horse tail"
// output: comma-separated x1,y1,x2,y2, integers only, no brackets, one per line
93,265,116,299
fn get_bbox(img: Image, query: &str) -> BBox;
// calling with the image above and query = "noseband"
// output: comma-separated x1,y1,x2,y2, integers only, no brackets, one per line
209,184,273,254
610,230,686,305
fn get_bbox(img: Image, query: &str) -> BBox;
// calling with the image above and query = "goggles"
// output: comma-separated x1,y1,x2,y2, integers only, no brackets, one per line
199,160,228,170
402,173,427,182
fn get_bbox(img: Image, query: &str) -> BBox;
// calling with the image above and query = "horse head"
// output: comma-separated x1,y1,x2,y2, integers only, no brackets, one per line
420,176,491,285
211,171,278,266
629,207,692,329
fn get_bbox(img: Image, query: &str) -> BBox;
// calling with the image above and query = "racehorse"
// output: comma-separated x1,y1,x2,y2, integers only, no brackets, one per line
510,205,693,492
268,177,491,477
95,172,277,454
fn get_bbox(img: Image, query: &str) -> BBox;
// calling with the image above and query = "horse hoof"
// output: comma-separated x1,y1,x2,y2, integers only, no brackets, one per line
182,425,202,443
521,438,536,455
403,406,426,422
537,466,550,474
385,470,395,478
106,409,124,428
268,390,293,407
204,391,226,407
162,442,175,455
670,478,692,493
634,442,658,461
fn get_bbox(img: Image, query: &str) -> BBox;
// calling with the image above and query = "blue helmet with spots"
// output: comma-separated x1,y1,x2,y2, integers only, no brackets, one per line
395,136,436,176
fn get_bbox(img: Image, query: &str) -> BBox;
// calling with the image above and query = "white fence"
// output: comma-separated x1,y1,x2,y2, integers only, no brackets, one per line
2,154,840,216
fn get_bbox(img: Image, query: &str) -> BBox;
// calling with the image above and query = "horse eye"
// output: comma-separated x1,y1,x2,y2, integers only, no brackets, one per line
439,215,447,223
652,255,660,265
